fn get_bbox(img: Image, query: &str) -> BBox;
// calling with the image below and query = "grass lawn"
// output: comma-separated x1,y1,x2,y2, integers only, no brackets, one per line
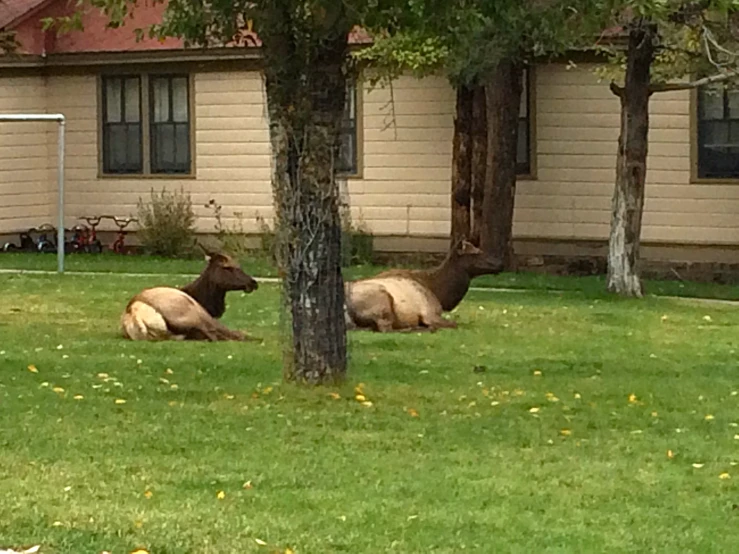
1,271,739,553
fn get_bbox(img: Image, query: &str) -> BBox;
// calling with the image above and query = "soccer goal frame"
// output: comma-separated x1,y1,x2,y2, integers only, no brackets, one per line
0,114,66,272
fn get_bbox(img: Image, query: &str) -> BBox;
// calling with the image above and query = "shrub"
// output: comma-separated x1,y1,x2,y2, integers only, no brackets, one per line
136,187,197,258
205,198,254,257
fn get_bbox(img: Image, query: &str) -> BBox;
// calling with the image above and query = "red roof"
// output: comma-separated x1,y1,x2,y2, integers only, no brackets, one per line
0,0,49,28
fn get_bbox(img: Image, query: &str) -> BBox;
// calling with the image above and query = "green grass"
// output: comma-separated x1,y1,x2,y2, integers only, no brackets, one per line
2,272,739,553
3,251,739,301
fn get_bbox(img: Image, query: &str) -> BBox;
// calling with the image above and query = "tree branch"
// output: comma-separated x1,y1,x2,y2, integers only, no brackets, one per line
609,81,624,97
649,71,738,93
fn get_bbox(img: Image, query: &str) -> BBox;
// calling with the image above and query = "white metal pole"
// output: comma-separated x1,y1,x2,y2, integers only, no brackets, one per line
57,119,66,273
0,114,66,272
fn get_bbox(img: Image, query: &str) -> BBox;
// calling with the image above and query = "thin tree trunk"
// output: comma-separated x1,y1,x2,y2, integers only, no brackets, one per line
451,85,473,244
262,11,349,383
469,85,487,246
607,21,655,297
481,60,523,269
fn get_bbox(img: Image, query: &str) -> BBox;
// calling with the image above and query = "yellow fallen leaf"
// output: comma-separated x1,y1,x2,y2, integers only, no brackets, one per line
667,449,675,459
574,393,581,399
651,411,658,417
560,429,571,436
705,414,715,421
628,394,637,403
52,386,65,394
704,315,713,322
361,401,373,407
355,394,366,402
243,480,253,489
285,548,295,554
529,407,540,413
170,384,179,390
73,395,84,400
734,434,739,440
130,550,149,554
720,472,731,480
217,490,225,499
27,364,38,373
407,408,419,417
328,392,341,400
692,463,705,469
168,400,178,407
254,538,267,546
97,373,109,379
144,490,153,499
134,519,143,528
114,399,126,405
165,368,174,375
660,315,668,322
224,394,234,400
533,370,542,376
490,401,500,406
354,383,365,394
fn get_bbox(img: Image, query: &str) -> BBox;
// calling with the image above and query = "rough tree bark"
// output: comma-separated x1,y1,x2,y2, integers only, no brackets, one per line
262,5,349,383
451,85,473,244
469,85,487,246
481,60,523,268
607,21,656,297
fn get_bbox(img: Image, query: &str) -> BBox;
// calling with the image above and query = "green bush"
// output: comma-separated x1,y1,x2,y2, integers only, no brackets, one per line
136,187,197,258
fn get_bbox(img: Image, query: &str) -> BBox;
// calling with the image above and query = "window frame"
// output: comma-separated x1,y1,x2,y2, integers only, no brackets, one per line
693,84,739,183
98,71,195,179
336,75,363,179
517,67,537,179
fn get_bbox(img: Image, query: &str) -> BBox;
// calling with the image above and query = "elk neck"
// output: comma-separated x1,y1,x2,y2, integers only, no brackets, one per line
417,254,471,312
180,274,226,319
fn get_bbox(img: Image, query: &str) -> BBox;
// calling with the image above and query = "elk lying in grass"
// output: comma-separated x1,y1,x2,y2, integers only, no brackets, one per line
345,240,503,332
121,249,259,341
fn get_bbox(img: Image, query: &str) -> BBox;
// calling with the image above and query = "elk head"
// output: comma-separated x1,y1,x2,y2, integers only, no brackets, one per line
198,244,259,293
450,239,504,278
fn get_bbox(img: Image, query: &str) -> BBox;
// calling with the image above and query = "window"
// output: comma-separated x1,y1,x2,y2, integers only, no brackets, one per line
517,68,532,176
100,74,192,176
697,84,739,179
337,79,359,176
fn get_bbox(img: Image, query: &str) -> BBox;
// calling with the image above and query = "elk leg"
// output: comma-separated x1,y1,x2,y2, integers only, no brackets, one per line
422,315,458,332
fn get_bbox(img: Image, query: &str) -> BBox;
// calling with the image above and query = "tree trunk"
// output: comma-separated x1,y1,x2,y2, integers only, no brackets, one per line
451,85,473,244
607,21,655,297
262,11,349,384
469,85,487,246
481,61,523,269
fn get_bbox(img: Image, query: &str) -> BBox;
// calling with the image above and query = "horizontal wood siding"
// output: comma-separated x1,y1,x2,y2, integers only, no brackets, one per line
520,63,699,244
349,76,454,236
46,72,272,233
0,77,54,235
1,63,734,250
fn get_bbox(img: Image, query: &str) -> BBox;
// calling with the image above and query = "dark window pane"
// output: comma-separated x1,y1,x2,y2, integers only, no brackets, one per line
338,80,358,174
150,75,191,173
516,69,531,174
102,76,142,174
698,84,739,178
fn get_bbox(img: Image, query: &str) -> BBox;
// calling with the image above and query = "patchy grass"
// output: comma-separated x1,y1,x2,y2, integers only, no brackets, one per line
3,251,739,301
1,272,739,553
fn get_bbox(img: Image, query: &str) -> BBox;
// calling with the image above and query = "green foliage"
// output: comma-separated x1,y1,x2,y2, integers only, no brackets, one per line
135,187,197,258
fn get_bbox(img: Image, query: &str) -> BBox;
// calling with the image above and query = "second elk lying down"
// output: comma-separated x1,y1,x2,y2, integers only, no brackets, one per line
121,249,259,341
345,240,503,332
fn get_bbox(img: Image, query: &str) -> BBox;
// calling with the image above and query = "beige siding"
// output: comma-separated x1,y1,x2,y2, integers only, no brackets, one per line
2,62,736,249
46,72,272,234
349,75,454,236
0,76,54,234
518,63,696,243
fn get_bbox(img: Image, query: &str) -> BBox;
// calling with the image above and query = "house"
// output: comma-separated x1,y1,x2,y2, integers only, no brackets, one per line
1,0,738,272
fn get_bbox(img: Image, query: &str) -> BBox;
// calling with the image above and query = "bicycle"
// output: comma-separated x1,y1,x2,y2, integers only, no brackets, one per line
109,216,138,254
68,216,104,254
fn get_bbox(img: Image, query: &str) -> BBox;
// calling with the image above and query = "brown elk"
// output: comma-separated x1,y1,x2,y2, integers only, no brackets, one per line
345,240,503,332
120,248,259,341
